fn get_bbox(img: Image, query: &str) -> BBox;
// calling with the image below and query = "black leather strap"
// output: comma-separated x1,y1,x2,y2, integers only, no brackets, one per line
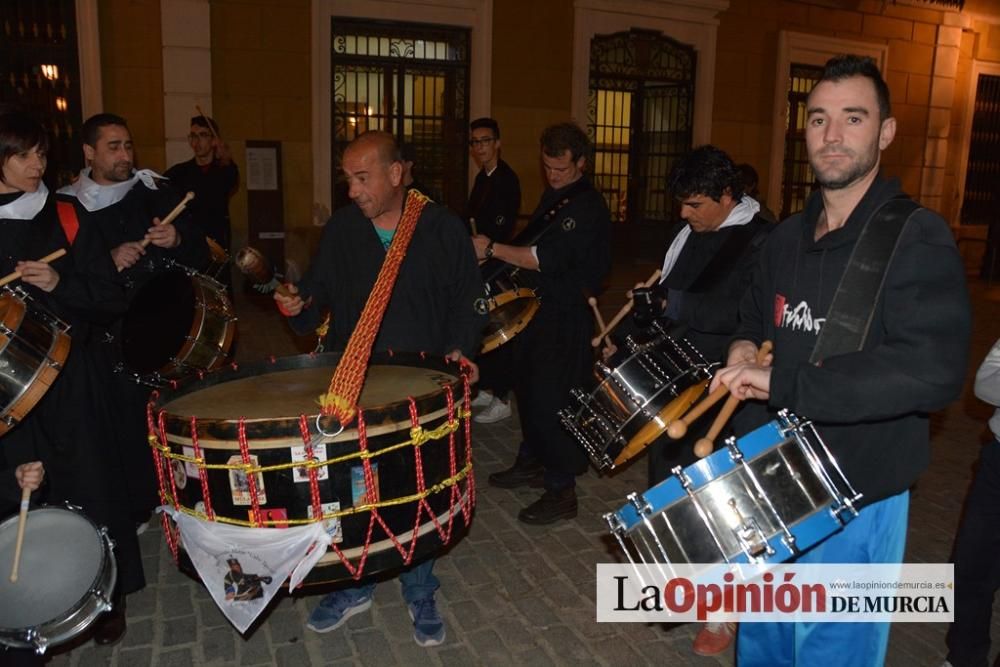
809,196,920,364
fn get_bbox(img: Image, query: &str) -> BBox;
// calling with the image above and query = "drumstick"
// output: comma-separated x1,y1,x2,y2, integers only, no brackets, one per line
590,269,661,347
0,248,68,288
587,296,607,333
693,341,774,458
196,104,219,140
469,217,478,237
9,487,30,583
139,192,195,249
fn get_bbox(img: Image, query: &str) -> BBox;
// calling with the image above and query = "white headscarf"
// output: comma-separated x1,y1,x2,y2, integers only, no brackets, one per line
0,183,49,220
660,196,761,281
57,167,164,212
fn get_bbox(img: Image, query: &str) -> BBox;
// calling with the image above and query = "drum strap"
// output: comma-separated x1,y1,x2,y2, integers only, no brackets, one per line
685,217,768,294
56,200,80,246
320,189,430,426
809,196,920,365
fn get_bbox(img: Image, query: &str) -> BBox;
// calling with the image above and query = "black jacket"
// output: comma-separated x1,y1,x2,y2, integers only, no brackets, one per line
466,160,520,242
733,176,971,507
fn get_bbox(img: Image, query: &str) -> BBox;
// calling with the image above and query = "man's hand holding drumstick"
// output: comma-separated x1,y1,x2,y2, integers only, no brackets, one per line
710,339,776,401
112,192,193,271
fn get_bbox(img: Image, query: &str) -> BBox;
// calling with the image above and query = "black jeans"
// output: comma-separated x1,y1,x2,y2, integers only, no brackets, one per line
946,437,1000,667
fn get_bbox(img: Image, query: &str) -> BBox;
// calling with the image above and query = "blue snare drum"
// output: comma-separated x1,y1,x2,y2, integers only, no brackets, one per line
606,410,861,565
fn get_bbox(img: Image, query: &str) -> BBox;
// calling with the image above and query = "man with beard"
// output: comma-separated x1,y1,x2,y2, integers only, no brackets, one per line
58,113,210,621
712,55,970,666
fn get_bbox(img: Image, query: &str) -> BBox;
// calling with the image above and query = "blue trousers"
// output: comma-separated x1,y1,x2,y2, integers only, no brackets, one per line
339,557,439,605
736,491,909,667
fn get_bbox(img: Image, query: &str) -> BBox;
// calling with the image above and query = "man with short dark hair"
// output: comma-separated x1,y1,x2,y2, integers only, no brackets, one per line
473,122,611,525
713,54,970,666
164,115,239,287
466,117,521,424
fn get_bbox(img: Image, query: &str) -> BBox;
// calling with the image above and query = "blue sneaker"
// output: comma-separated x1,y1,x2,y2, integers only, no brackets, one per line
306,590,373,633
408,596,445,647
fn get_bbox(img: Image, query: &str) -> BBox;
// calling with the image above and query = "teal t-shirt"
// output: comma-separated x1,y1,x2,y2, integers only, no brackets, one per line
373,224,395,250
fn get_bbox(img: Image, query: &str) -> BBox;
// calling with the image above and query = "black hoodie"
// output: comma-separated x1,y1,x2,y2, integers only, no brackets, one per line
733,175,971,508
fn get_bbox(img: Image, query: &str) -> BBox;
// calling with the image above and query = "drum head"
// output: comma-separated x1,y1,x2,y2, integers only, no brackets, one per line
122,271,196,374
0,508,106,629
161,364,455,420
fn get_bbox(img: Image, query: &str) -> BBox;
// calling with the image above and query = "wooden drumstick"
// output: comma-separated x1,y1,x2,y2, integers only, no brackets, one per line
139,192,195,249
587,296,607,334
590,269,661,347
196,104,219,140
693,341,774,458
667,383,729,440
0,248,68,288
9,487,30,583
469,217,478,237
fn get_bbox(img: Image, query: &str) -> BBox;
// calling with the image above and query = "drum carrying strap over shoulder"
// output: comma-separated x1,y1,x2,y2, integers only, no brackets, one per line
56,200,80,246
809,196,921,364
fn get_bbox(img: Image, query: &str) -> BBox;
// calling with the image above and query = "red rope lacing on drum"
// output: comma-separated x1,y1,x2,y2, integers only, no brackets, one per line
238,417,263,527
190,415,214,521
149,404,180,563
318,190,429,426
298,414,323,523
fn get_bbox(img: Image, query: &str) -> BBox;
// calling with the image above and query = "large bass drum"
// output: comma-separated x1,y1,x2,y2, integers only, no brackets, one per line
149,351,474,586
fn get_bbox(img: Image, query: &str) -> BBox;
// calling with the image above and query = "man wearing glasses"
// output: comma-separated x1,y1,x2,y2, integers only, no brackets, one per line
165,115,239,287
466,117,521,424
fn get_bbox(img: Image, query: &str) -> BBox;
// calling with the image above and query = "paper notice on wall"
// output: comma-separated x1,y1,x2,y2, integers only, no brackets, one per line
246,146,278,191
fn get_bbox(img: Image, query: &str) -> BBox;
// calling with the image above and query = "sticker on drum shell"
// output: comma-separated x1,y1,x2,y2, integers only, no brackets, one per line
228,455,267,506
307,501,343,543
254,508,288,529
290,444,329,483
182,446,199,478
351,463,379,506
172,459,188,490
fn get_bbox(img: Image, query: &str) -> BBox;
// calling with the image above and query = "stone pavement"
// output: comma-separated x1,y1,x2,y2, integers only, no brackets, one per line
39,280,1000,667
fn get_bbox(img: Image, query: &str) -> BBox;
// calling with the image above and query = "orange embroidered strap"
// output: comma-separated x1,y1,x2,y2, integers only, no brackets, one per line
319,189,430,425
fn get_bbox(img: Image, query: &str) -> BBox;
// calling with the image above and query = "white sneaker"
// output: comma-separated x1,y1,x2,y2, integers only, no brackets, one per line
474,397,512,424
470,391,494,408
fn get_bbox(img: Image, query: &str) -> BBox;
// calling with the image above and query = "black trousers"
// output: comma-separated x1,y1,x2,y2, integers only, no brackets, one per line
512,304,592,489
946,436,1000,667
476,341,514,400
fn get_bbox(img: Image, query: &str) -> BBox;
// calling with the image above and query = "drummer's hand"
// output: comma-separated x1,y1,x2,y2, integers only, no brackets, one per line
213,138,233,165
15,261,60,292
471,234,491,261
274,283,305,317
711,362,772,401
601,339,617,362
447,349,479,384
15,461,44,492
147,218,180,248
111,241,146,271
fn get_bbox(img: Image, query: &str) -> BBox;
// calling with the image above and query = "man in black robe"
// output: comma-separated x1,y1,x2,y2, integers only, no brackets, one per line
274,131,485,647
472,122,612,525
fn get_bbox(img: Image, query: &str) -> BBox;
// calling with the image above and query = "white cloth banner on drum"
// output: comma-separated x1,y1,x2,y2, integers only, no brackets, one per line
159,507,332,633
57,167,163,212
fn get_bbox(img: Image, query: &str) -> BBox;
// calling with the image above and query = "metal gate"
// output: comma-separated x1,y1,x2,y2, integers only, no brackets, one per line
961,73,1000,226
330,18,470,212
587,28,696,256
780,63,824,219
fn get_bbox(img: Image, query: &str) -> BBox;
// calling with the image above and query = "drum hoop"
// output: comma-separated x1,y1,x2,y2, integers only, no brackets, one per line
0,506,114,636
488,287,537,310
0,309,71,433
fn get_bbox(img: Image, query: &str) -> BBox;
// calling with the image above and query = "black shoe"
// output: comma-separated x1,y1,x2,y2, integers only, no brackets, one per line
488,460,545,489
93,596,127,646
517,488,578,525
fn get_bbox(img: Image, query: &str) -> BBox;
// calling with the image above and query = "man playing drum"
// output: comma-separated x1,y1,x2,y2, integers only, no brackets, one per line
712,55,971,667
58,113,212,638
472,122,611,525
274,131,486,646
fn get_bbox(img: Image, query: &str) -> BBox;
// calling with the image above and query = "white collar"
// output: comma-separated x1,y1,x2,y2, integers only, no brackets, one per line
57,167,165,212
484,164,498,177
660,196,761,280
0,183,49,220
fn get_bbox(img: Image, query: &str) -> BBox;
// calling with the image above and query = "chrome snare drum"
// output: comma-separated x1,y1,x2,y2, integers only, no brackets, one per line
480,270,540,354
0,287,71,435
0,505,117,654
560,331,712,470
606,411,861,566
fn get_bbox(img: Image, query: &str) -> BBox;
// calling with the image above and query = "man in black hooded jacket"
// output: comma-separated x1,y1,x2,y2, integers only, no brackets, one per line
713,55,970,667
